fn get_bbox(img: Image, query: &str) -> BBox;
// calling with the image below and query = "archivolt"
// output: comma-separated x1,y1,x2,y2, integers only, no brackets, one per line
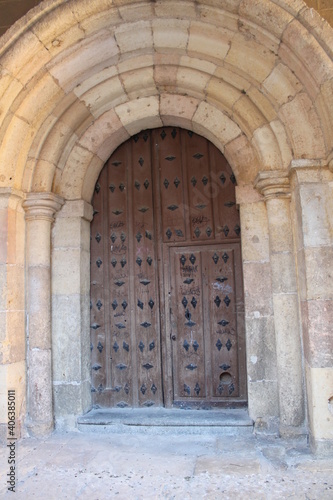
0,0,332,201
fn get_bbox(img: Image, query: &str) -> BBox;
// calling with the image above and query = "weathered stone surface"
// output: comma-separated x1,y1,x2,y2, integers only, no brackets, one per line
246,316,277,381
153,18,189,52
263,63,302,107
299,182,333,247
115,96,162,135
304,299,333,368
248,380,279,420
304,246,333,300
279,93,326,159
238,201,270,262
28,266,51,350
193,102,241,149
306,363,333,441
188,22,231,62
115,20,153,53
160,94,199,127
243,262,273,317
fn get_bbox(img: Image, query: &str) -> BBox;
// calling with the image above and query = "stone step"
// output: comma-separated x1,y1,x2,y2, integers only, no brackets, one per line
77,407,254,435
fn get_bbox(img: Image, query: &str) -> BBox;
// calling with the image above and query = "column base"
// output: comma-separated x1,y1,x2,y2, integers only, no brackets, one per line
25,418,54,438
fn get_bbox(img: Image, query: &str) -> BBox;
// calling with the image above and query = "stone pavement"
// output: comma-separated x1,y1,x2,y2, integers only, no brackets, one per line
1,429,333,499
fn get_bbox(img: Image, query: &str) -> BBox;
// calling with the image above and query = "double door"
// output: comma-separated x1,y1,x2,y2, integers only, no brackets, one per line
90,127,246,408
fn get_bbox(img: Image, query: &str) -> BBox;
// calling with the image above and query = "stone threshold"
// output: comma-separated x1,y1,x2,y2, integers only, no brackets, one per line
77,407,254,435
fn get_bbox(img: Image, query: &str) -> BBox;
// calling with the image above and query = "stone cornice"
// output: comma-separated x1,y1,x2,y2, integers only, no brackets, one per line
22,192,65,222
254,171,290,200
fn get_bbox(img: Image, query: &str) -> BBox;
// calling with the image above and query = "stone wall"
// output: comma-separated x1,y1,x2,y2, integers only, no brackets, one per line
0,0,332,453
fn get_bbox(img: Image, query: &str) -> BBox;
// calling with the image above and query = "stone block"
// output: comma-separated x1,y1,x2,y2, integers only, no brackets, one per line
0,116,30,184
266,198,293,252
239,201,270,262
28,349,52,423
243,261,273,317
306,363,333,441
282,19,333,88
115,20,152,54
74,2,121,36
6,264,24,310
153,19,189,52
197,5,239,32
206,76,241,114
233,96,267,138
304,246,333,300
0,74,23,129
52,294,83,382
176,67,211,99
28,266,51,349
59,145,96,200
299,183,333,247
0,360,26,426
196,0,241,14
304,299,333,368
122,67,157,100
224,134,260,184
78,109,128,161
0,208,8,263
279,93,326,159
248,380,279,420
247,87,277,123
188,22,231,63
252,125,283,168
160,94,199,127
270,253,297,293
263,63,302,107
239,0,293,38
0,310,25,364
245,316,277,381
315,78,333,151
154,0,197,18
53,381,89,417
115,96,162,136
225,36,277,84
193,102,241,150
78,76,127,119
48,32,119,92
53,217,90,251
118,1,154,21
270,119,293,169
0,30,51,85
52,247,82,295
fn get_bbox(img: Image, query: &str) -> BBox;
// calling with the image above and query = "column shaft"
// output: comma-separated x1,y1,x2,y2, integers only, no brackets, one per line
23,193,64,436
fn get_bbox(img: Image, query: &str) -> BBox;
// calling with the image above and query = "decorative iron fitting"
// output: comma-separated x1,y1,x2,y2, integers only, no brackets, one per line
254,171,291,200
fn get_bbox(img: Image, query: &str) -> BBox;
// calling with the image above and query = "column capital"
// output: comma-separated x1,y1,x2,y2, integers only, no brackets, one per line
22,192,64,222
254,171,290,200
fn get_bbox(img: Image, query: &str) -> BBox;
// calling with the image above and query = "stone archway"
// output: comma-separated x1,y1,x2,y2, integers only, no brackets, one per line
0,0,332,453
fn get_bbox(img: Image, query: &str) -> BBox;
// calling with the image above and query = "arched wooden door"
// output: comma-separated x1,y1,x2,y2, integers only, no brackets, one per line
90,128,246,409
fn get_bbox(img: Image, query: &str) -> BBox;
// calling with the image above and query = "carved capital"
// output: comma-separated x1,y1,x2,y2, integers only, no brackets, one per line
23,192,64,222
254,171,290,200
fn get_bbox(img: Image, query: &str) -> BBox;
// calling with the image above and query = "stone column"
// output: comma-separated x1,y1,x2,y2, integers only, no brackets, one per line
23,192,64,436
255,171,305,437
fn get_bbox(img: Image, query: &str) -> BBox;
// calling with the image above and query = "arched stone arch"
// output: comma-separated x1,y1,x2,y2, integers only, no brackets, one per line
0,0,332,452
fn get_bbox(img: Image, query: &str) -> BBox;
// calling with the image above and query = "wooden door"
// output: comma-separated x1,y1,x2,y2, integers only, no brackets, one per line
90,128,246,409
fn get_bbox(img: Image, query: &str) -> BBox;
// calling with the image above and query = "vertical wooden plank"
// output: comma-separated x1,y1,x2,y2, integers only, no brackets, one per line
210,143,240,241
131,131,162,407
204,247,239,398
158,127,186,243
183,131,215,242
